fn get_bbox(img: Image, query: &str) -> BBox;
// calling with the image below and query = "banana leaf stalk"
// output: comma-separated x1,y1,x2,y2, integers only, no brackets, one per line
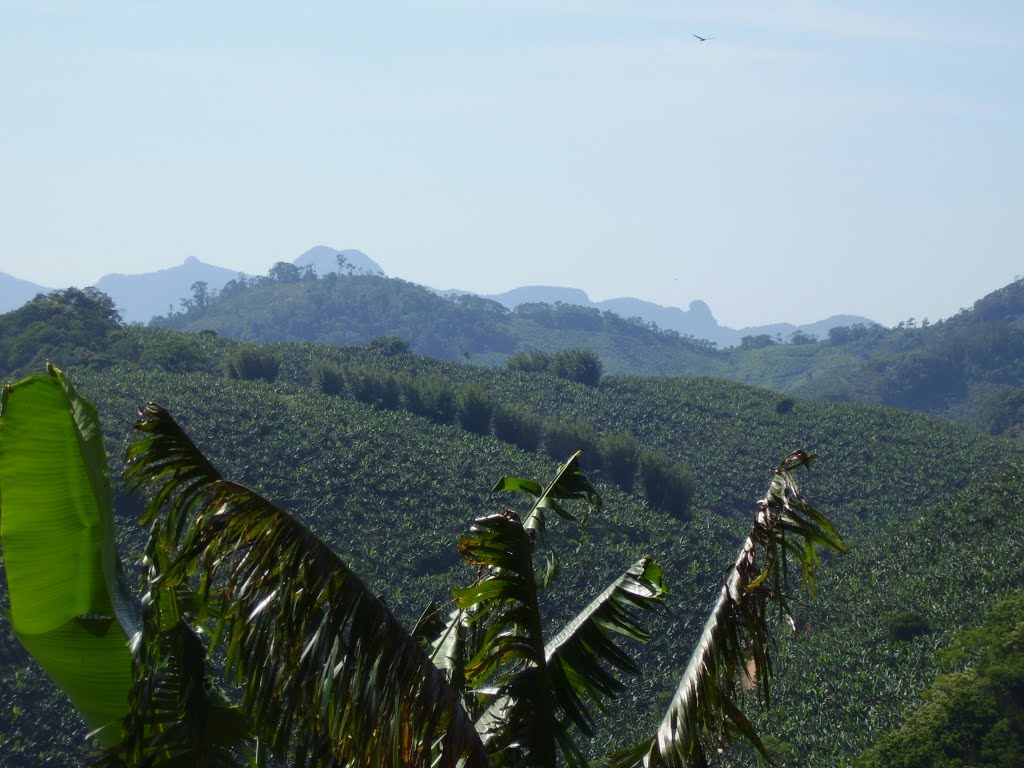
607,451,846,768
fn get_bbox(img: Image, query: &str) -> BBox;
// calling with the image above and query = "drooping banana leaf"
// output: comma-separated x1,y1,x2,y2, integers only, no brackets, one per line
0,365,138,745
604,451,846,768
544,556,667,736
123,402,490,768
90,522,251,767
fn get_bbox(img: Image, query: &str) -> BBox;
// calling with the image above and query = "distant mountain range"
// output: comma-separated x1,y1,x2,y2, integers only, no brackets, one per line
94,257,244,323
0,272,55,313
1,246,875,346
466,285,874,348
0,247,386,323
92,247,386,324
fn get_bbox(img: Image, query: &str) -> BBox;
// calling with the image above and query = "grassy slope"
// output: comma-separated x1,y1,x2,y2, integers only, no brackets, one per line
2,333,1024,765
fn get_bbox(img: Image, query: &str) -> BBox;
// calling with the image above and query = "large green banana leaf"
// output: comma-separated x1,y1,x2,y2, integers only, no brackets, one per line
0,365,137,745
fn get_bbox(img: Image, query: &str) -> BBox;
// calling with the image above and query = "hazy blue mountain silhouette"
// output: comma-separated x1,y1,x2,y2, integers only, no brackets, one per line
0,273,53,314
94,256,246,324
4,247,873,345
446,285,875,348
93,247,385,323
294,246,385,277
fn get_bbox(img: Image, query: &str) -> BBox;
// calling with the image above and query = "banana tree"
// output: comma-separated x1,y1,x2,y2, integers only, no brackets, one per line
1,366,844,766
120,400,668,767
0,366,248,766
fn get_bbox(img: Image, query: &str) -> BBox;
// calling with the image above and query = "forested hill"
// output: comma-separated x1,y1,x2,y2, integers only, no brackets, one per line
147,270,1024,438
789,276,1024,432
150,270,726,375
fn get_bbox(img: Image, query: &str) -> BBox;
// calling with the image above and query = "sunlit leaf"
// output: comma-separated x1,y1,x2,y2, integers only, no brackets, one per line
0,367,135,744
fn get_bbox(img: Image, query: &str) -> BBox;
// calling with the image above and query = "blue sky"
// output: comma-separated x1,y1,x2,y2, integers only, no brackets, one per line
1,1,1021,328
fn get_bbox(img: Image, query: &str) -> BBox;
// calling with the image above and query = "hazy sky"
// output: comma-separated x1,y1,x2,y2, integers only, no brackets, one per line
1,1,1021,328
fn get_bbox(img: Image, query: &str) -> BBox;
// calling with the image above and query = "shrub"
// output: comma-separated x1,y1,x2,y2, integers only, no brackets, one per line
347,365,400,410
639,449,696,519
551,348,604,387
740,335,776,350
506,347,604,387
365,336,411,358
420,377,457,424
976,388,1024,437
543,419,600,468
456,383,495,436
492,405,542,452
601,431,639,491
312,361,346,396
887,611,931,642
224,346,280,382
506,349,553,373
397,373,425,415
775,397,796,415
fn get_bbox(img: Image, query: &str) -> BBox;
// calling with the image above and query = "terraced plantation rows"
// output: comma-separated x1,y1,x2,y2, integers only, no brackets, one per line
3,323,1023,765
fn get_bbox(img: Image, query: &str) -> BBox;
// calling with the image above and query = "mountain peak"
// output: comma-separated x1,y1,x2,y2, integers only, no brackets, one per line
688,299,713,319
294,246,386,277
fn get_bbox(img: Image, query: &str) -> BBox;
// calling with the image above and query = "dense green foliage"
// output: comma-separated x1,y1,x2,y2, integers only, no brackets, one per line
600,432,640,491
3,283,1024,765
508,347,605,387
456,382,497,435
223,345,281,382
10,274,1024,438
737,463,1024,766
793,279,1024,426
157,272,522,360
143,268,1024,433
0,288,124,374
637,449,697,520
149,271,723,374
886,612,932,643
976,388,1024,442
304,355,692,512
857,593,1024,767
2,369,843,768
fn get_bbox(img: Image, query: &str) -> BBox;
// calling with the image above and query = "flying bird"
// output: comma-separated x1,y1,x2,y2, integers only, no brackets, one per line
692,34,714,42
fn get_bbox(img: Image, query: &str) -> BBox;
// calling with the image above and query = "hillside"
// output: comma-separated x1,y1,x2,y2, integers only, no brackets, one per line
143,268,1024,438
789,277,1024,429
3,308,1024,765
148,271,726,374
